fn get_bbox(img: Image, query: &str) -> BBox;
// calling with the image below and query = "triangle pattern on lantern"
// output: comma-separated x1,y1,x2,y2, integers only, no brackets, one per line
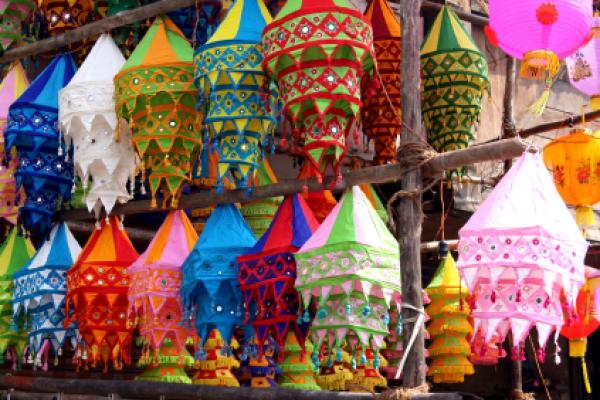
295,186,401,363
192,328,240,386
0,62,28,225
238,194,319,351
263,0,377,181
128,210,197,358
5,54,77,238
457,152,589,357
115,15,201,209
0,0,35,51
360,183,387,223
195,0,277,190
135,339,195,384
362,0,401,165
11,222,81,368
421,6,489,170
0,227,35,365
60,34,138,218
278,332,320,390
65,216,138,371
181,204,257,347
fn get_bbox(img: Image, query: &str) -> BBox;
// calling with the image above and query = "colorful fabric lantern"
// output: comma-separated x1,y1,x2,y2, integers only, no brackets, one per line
11,223,80,370
567,14,600,109
65,216,138,372
295,186,401,370
128,210,197,370
278,333,320,390
457,152,589,361
37,0,94,35
421,6,489,164
106,0,145,56
559,268,600,394
0,62,28,225
241,158,283,238
486,0,592,113
136,340,194,383
317,346,353,390
115,16,201,208
263,0,377,182
0,0,35,51
181,204,256,347
193,0,222,47
192,329,240,386
425,251,474,384
60,34,138,219
348,346,387,392
469,332,505,366
543,128,600,231
297,162,337,223
238,193,319,352
5,54,76,239
360,183,387,223
0,228,34,367
194,0,276,190
362,0,400,165
380,305,402,379
235,336,281,387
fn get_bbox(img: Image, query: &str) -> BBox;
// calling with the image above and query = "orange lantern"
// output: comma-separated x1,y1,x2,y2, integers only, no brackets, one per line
543,128,600,230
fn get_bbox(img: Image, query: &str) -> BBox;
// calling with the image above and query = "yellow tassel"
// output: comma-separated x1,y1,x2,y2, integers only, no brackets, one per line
520,50,560,80
582,358,592,394
528,81,552,116
576,206,595,229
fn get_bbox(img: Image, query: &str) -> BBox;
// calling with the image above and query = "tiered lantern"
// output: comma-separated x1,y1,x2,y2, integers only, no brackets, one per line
486,0,593,114
457,152,589,361
543,128,600,231
115,16,201,208
567,14,600,109
426,250,474,384
263,0,377,183
362,0,400,165
469,332,506,366
235,336,281,387
559,268,600,394
5,54,76,239
0,62,28,225
360,183,387,223
11,223,80,370
421,6,489,166
297,162,337,223
316,346,353,390
194,0,276,190
128,210,197,381
278,333,320,390
295,186,402,370
241,158,283,238
238,194,319,352
181,204,256,347
192,329,240,386
0,0,35,51
348,346,388,392
0,228,34,368
60,34,138,219
136,340,194,383
65,216,139,372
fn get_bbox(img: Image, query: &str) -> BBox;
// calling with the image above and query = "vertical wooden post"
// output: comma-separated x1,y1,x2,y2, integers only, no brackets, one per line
502,57,517,173
397,0,426,388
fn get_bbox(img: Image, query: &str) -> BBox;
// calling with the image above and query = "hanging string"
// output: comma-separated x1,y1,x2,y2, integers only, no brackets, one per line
527,335,553,400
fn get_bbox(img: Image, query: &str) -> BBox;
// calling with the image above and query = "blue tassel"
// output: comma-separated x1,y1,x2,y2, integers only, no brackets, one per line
317,307,327,319
312,352,320,369
345,303,352,315
374,351,381,369
327,354,333,368
336,347,343,362
362,305,371,317
383,313,390,326
303,309,310,323
360,351,367,365
351,353,356,370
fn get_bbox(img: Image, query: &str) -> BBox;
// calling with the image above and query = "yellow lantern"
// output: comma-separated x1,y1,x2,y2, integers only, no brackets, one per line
543,128,600,230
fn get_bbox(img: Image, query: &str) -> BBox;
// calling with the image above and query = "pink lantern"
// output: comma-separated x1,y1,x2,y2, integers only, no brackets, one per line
567,15,600,109
457,152,588,361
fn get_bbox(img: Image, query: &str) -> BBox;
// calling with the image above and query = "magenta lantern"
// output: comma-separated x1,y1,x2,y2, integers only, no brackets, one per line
567,15,600,109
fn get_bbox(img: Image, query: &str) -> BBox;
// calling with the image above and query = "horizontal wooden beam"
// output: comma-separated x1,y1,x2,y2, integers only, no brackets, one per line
0,376,464,400
518,109,600,139
420,239,459,253
0,0,196,64
66,220,155,242
59,137,527,221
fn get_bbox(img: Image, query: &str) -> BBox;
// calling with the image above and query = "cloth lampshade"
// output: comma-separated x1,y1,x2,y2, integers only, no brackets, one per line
263,0,377,182
421,6,489,167
316,346,353,390
295,186,401,370
0,62,28,225
238,194,319,353
11,222,80,370
235,336,281,387
135,339,194,384
0,0,35,51
115,16,201,208
543,128,600,231
192,329,240,386
193,0,222,47
457,152,589,361
65,216,139,372
567,14,600,110
194,0,277,190
60,34,138,219
0,228,34,368
362,0,400,165
297,162,337,223
181,204,256,348
5,54,76,239
360,183,387,223
278,333,320,390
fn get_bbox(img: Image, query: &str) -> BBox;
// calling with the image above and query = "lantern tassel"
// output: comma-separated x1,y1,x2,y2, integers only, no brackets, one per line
575,206,595,229
582,357,592,394
528,79,552,116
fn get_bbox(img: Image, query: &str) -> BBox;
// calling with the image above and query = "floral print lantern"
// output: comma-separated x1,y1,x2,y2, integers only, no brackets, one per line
457,152,588,362
11,223,80,370
65,216,139,372
567,14,600,109
4,54,76,239
263,0,377,183
543,127,600,231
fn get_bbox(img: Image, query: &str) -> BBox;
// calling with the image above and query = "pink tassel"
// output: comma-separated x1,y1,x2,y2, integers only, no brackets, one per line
39,339,50,372
520,347,526,361
537,347,546,363
516,289,521,303
511,346,519,361
491,291,496,303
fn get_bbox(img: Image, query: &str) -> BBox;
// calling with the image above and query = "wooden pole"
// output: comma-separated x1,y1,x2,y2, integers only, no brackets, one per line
397,0,426,388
